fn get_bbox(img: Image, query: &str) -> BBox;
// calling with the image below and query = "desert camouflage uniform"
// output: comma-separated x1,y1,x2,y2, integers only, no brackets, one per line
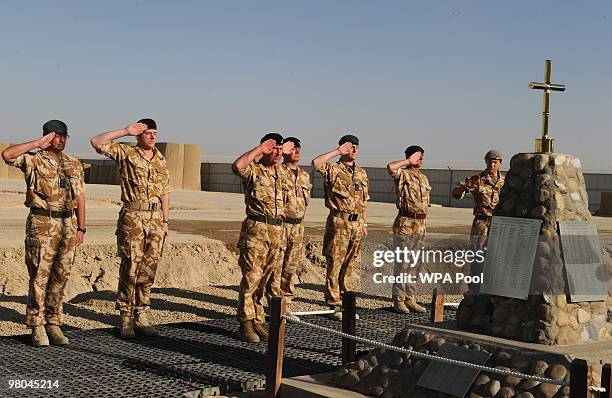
96,142,170,315
454,171,505,250
315,161,368,307
10,150,85,327
267,164,311,304
390,168,431,299
235,162,287,323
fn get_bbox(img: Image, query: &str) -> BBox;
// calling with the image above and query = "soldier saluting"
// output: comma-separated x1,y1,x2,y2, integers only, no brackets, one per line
266,137,312,316
90,119,171,339
452,149,505,251
2,120,86,347
232,133,294,343
387,146,429,314
312,135,369,320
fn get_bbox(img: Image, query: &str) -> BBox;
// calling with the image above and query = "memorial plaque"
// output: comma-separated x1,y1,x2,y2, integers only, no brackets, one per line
417,343,491,397
480,216,542,299
558,221,607,302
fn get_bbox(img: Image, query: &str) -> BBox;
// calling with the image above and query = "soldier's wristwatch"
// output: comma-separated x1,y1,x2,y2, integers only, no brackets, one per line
77,227,87,233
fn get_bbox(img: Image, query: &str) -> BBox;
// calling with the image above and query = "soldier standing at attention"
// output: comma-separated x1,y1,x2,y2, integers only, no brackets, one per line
387,146,429,314
452,149,504,251
90,119,170,339
312,135,369,320
266,137,311,316
232,133,294,343
2,120,86,347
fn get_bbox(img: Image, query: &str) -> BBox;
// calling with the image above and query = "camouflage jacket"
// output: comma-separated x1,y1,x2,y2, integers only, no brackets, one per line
96,142,171,203
236,162,287,219
282,164,311,219
455,170,505,216
391,167,431,214
10,150,85,210
315,161,369,214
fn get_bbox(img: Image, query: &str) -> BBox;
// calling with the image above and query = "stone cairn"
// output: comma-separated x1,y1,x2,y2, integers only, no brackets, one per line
331,329,588,398
457,153,612,345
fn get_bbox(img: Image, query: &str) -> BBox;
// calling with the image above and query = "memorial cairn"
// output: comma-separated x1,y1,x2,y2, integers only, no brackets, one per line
330,61,612,397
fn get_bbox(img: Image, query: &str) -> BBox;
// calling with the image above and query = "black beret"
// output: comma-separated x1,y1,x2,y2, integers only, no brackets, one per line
338,134,359,146
260,132,283,145
284,136,301,148
404,145,424,158
42,120,68,136
138,118,157,130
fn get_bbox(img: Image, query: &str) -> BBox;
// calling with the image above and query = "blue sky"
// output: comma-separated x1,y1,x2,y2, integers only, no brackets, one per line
1,1,611,169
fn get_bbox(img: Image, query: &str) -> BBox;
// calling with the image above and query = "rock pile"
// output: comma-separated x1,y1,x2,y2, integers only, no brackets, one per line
457,153,612,344
331,329,594,398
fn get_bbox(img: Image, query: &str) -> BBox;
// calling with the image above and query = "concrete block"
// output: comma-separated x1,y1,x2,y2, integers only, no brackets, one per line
156,143,184,190
0,142,9,178
182,144,202,190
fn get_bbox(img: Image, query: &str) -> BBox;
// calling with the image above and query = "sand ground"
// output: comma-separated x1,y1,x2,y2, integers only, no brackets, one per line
1,177,611,337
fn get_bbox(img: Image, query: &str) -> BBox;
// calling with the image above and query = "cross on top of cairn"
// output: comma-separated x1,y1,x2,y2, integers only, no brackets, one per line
529,59,566,153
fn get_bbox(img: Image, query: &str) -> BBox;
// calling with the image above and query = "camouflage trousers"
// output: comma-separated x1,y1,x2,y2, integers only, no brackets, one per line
115,209,166,314
237,219,284,323
392,215,426,300
267,222,304,305
25,213,77,327
469,216,492,251
468,216,492,283
323,213,364,307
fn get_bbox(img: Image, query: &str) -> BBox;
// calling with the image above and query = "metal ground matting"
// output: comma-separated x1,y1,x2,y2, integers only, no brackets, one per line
0,307,456,397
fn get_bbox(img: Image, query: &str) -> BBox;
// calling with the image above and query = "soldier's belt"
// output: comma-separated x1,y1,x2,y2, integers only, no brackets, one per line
122,202,161,211
30,207,74,219
247,213,283,226
284,217,303,225
474,214,493,220
399,210,427,219
331,210,361,222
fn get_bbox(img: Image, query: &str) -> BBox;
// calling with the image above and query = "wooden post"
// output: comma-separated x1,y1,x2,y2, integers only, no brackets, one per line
430,288,445,323
570,359,591,398
342,291,357,365
265,296,286,398
601,363,611,398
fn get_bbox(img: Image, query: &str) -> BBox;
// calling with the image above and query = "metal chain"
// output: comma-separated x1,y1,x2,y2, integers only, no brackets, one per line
281,314,606,392
290,309,343,316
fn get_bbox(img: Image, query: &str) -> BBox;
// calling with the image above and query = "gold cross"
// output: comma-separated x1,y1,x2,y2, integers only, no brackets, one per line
529,60,566,153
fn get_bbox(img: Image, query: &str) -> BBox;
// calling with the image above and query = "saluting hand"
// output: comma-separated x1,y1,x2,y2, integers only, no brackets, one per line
259,139,277,155
37,133,55,149
407,152,421,166
125,123,148,136
282,141,295,155
337,142,353,156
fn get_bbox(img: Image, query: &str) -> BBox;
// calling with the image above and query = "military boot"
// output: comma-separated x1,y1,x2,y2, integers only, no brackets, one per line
252,322,269,342
134,312,160,337
405,296,426,313
119,311,135,339
46,324,69,345
392,297,410,314
31,326,49,347
239,321,260,343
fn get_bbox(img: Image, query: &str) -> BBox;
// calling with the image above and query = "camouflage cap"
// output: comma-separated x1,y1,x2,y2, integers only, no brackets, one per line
485,149,503,160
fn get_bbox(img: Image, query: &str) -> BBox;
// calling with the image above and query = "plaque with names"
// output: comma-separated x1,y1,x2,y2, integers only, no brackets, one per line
480,216,542,299
558,221,607,302
417,344,491,398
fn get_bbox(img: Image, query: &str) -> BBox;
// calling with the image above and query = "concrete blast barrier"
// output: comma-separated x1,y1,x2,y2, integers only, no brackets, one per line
155,143,184,190
0,142,9,178
182,144,202,190
599,192,612,216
